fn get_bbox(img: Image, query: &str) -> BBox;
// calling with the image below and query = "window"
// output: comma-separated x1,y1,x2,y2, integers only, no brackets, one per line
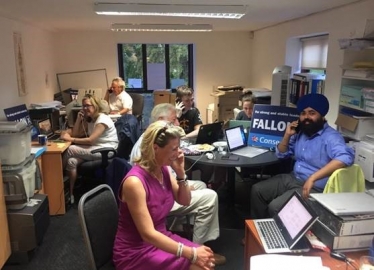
118,43,193,92
300,35,329,71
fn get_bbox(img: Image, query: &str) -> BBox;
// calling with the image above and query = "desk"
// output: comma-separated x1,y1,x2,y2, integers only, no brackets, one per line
244,220,366,270
185,151,279,204
34,141,71,215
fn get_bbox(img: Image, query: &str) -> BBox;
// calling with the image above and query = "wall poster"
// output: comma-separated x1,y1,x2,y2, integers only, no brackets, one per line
13,32,27,96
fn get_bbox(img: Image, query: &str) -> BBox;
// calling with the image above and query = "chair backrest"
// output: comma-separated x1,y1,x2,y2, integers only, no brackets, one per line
78,184,118,270
128,93,144,117
323,164,365,193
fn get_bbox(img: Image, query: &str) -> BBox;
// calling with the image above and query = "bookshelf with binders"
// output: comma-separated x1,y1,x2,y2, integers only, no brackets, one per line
289,73,325,107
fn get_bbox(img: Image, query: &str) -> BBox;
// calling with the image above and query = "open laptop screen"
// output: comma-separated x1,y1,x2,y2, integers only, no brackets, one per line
225,126,247,151
274,192,318,248
37,118,53,137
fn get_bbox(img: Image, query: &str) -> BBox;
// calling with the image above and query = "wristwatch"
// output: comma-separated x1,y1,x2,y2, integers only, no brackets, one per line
176,174,187,181
176,174,188,186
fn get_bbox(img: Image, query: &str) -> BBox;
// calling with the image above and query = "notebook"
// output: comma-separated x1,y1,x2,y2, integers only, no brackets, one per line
254,191,318,253
310,192,374,216
224,126,268,158
195,122,224,145
37,118,61,140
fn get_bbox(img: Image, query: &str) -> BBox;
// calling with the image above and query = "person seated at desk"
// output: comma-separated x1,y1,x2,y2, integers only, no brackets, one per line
61,94,118,204
113,120,216,270
236,90,257,121
129,103,226,265
250,93,355,219
104,76,133,115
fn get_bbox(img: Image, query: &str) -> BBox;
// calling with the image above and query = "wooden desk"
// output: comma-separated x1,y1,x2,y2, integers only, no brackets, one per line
35,142,71,215
0,164,11,267
244,220,366,270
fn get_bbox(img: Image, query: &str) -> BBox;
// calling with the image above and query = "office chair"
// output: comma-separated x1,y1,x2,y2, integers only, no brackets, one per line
323,164,365,193
78,184,118,270
115,114,141,160
128,93,144,130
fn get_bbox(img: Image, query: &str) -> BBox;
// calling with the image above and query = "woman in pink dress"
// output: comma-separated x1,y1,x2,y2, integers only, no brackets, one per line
113,121,215,270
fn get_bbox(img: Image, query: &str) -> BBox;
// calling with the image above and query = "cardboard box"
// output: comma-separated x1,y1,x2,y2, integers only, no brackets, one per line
153,90,176,105
335,113,374,140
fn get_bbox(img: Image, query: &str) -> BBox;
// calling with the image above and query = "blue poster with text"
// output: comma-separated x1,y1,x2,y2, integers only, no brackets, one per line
248,105,299,148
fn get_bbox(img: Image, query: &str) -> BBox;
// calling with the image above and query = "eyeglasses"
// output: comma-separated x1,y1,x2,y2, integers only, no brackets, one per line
82,104,94,109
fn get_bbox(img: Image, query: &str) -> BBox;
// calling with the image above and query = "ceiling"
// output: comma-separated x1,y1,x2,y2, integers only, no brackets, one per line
0,0,364,32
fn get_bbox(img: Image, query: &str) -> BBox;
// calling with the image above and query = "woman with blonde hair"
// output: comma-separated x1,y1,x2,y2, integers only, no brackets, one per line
61,94,118,203
113,120,215,270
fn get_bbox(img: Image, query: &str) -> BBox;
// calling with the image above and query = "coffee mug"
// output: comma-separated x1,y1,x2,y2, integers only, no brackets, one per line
38,134,48,145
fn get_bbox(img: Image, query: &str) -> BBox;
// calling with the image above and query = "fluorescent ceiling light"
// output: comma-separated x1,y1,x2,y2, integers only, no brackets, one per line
111,24,213,32
95,3,246,19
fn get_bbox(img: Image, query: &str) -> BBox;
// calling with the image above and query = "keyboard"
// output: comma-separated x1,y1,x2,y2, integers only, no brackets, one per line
49,133,61,140
257,220,287,250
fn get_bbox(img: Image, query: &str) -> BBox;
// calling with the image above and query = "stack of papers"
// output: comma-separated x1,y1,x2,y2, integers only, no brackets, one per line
250,254,328,270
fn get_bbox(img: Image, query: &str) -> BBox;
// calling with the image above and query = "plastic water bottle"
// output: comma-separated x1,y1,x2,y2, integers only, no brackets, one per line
369,236,374,257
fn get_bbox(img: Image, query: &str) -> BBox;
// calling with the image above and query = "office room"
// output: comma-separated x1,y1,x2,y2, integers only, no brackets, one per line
1,0,374,269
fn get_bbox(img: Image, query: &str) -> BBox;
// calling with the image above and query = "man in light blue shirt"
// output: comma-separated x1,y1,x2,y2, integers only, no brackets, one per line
250,94,355,219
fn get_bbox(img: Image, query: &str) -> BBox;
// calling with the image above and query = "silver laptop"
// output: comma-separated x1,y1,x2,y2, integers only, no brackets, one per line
310,192,374,216
224,126,268,158
254,191,318,253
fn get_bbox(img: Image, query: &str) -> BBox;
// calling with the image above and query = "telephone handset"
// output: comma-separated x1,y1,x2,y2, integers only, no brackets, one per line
86,116,93,123
291,120,300,133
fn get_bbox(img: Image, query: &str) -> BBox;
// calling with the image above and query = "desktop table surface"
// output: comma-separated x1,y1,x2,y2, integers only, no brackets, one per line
244,219,367,270
184,150,279,167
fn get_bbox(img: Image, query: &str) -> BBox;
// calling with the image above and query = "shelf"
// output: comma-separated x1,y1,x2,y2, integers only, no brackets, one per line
339,103,366,112
342,76,374,81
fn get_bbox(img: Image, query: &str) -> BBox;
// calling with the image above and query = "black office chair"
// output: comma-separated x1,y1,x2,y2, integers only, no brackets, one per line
78,184,118,270
128,93,144,131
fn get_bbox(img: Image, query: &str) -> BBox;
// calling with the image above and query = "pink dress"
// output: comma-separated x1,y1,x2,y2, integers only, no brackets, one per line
113,165,199,270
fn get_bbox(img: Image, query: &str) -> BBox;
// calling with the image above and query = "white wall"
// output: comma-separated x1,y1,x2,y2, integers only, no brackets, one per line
0,16,56,120
250,0,374,125
53,31,253,123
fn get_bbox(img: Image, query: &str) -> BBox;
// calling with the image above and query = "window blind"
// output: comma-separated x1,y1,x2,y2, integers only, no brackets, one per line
301,35,328,69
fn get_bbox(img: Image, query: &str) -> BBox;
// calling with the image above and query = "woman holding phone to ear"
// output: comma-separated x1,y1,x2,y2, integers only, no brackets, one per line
61,94,118,204
104,77,133,115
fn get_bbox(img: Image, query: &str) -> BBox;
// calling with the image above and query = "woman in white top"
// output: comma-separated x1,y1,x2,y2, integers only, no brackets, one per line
105,77,133,115
61,94,119,203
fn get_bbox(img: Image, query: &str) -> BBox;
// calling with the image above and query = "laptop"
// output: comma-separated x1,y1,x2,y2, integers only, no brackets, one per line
224,126,268,158
195,122,224,145
37,118,61,140
310,192,374,216
228,120,252,130
254,191,318,253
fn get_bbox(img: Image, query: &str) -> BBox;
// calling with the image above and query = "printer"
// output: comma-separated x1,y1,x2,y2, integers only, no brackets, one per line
355,140,374,182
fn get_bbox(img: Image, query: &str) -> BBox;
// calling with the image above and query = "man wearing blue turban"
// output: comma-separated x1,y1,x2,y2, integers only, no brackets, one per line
250,94,355,219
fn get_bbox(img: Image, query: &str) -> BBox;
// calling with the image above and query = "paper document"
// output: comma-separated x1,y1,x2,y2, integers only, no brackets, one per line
242,146,268,158
250,254,327,270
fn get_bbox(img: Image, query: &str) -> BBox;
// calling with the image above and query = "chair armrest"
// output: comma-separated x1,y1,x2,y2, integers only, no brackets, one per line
91,147,117,168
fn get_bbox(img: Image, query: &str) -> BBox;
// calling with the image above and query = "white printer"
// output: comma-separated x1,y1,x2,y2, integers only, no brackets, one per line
355,140,374,182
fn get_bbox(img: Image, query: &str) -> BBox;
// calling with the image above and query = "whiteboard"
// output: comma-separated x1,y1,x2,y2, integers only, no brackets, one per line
57,69,109,99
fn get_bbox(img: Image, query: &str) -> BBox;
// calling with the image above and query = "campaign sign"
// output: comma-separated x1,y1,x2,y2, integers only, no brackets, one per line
248,105,299,148
4,104,39,139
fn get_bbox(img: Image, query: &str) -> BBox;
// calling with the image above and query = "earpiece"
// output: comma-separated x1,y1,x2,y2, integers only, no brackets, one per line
205,152,215,160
